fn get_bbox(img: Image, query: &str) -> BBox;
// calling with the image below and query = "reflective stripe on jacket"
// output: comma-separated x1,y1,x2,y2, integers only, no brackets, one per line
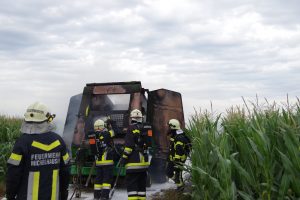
94,129,114,166
169,130,188,162
6,131,70,200
122,123,149,173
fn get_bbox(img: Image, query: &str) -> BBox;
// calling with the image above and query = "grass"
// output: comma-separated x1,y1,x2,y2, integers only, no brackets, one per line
0,115,22,197
186,98,300,200
1,98,300,199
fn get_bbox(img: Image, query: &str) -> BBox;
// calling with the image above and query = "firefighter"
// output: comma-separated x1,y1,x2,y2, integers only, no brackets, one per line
166,119,191,191
5,102,70,200
120,109,150,200
89,119,114,200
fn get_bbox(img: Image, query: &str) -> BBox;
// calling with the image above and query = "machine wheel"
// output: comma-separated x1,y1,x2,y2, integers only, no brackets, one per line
71,175,82,198
75,189,81,198
72,175,77,184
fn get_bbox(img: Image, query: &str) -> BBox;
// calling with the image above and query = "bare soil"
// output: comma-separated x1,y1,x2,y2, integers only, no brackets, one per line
150,188,192,200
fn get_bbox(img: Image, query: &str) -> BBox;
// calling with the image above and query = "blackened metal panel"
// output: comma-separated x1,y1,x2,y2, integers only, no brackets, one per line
86,81,141,87
147,89,184,183
72,82,144,147
91,81,142,94
78,85,93,118
78,85,93,140
62,93,82,153
148,89,185,158
130,92,142,111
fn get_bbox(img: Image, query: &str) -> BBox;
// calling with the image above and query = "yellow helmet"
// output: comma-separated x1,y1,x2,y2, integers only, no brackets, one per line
168,119,181,130
94,119,105,130
130,109,143,123
24,102,51,122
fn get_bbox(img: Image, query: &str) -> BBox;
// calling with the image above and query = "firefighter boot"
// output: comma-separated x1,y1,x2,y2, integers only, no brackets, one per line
101,189,110,200
94,190,101,200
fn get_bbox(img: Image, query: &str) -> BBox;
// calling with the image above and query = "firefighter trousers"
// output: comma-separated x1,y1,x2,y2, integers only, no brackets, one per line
166,161,184,189
94,165,114,199
126,171,147,200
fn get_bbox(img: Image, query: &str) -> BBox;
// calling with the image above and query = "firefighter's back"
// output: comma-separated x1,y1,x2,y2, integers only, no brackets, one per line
9,132,68,200
6,102,70,200
6,132,69,200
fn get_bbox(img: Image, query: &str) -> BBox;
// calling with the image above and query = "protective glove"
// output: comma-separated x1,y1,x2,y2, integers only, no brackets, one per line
143,153,149,162
106,119,113,125
174,158,183,168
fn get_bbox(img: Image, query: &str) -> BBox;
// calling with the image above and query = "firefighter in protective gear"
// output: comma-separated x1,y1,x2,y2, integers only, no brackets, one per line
166,119,191,191
88,119,114,200
120,109,149,200
5,102,70,200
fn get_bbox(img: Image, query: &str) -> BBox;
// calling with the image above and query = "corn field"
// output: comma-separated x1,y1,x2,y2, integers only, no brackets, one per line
186,99,300,200
0,115,22,183
1,99,300,199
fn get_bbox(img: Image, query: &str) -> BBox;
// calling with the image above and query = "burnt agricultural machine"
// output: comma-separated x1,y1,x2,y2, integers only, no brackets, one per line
62,81,184,195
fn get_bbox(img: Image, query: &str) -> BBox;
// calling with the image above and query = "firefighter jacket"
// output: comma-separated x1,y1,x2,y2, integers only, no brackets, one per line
6,131,70,200
121,123,150,173
89,129,114,166
169,129,190,163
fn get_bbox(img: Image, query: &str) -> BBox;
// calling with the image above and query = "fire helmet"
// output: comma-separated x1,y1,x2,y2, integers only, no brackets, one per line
130,109,143,123
94,119,105,130
168,119,181,130
24,102,51,122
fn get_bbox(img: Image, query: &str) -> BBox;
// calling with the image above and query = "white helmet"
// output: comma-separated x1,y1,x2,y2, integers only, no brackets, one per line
168,119,181,130
94,119,105,130
130,109,143,123
24,102,51,122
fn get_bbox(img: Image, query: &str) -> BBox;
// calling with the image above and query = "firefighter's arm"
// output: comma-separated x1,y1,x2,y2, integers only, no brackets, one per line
122,146,132,159
109,129,115,138
120,129,134,166
119,145,132,167
6,138,24,200
108,130,114,147
59,139,70,200
174,140,186,162
107,118,120,136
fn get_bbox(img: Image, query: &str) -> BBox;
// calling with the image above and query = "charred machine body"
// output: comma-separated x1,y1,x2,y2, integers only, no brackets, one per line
62,81,184,189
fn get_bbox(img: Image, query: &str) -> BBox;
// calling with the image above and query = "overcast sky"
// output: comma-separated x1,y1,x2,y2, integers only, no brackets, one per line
1,0,300,132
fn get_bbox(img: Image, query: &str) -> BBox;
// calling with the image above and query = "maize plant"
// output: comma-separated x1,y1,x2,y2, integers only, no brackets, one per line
187,99,300,200
0,115,22,183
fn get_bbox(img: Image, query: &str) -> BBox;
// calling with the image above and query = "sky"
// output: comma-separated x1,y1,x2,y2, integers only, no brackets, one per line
1,0,300,132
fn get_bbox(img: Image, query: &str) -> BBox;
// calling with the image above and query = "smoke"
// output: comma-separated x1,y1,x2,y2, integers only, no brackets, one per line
62,93,82,152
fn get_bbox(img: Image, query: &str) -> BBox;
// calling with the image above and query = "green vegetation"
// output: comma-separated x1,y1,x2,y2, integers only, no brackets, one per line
0,115,22,184
187,99,300,200
2,99,300,199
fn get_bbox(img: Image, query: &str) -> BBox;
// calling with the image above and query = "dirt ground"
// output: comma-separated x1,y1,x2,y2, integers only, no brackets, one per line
68,181,177,200
0,174,192,200
150,185,192,200
0,183,192,200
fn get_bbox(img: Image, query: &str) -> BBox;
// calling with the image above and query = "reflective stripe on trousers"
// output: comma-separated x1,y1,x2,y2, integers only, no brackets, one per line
27,170,59,200
127,191,146,200
128,197,146,200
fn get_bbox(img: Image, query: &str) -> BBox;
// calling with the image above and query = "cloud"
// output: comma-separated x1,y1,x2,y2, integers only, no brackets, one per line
0,0,300,132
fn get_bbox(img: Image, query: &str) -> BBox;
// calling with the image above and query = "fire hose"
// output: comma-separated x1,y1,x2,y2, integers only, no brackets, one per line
109,159,122,200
